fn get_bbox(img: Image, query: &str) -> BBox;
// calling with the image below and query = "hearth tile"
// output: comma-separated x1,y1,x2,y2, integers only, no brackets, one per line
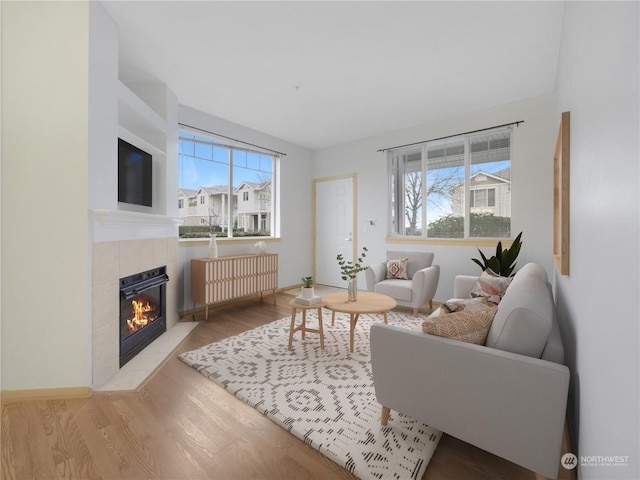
167,237,178,264
92,241,119,287
93,322,198,392
92,281,118,330
153,237,168,266
118,240,142,277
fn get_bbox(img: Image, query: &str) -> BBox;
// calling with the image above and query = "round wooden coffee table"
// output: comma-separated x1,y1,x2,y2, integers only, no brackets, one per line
321,291,396,352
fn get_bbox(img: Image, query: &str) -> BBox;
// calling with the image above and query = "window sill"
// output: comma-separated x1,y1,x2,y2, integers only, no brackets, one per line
179,237,281,247
385,236,514,247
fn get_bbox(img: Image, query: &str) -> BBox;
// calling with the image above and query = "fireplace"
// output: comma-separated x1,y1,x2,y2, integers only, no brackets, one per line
119,266,169,367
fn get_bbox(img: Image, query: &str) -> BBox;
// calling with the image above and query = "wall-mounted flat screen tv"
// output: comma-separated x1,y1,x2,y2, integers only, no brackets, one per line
118,138,152,207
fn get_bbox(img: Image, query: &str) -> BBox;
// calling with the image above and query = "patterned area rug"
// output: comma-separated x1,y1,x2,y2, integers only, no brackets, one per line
178,309,441,480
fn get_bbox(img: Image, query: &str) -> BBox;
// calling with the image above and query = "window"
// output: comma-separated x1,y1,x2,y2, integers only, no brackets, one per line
389,128,511,239
470,188,496,208
178,131,278,239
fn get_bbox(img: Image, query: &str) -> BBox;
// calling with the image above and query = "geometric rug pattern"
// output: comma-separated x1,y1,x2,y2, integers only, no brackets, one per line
178,309,441,480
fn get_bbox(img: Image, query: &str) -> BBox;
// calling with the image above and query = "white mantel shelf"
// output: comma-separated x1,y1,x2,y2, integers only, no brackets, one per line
92,209,183,227
91,209,183,243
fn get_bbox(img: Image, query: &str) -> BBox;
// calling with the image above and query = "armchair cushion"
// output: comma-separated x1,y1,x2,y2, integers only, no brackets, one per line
422,307,497,345
386,258,408,279
485,263,554,358
375,279,412,302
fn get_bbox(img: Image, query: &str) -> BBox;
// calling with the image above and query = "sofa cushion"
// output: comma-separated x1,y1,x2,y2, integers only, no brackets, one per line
441,297,493,314
469,268,512,304
422,307,497,345
386,258,409,279
374,279,413,302
485,263,553,358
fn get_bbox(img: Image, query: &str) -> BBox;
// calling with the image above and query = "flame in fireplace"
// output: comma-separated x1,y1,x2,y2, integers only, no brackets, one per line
127,299,158,333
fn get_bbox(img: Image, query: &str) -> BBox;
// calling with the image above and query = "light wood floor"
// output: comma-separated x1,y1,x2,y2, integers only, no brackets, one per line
2,292,576,480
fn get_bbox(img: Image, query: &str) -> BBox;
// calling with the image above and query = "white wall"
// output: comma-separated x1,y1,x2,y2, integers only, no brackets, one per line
88,2,118,213
177,106,314,311
1,2,91,389
554,2,639,479
312,94,558,301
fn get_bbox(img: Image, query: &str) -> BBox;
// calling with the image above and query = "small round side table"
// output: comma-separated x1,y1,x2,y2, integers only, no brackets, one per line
287,299,326,350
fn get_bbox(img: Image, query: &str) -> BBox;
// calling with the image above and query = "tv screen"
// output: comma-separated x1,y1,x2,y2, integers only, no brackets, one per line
118,138,152,207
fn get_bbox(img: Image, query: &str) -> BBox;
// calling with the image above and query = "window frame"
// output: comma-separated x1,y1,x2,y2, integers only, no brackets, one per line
178,130,280,240
470,187,496,208
387,127,512,241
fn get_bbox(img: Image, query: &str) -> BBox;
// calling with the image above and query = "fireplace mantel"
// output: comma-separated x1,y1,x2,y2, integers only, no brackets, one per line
93,209,182,226
92,209,183,243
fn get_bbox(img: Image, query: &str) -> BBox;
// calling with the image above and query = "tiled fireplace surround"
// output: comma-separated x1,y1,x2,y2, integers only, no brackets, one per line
92,237,184,390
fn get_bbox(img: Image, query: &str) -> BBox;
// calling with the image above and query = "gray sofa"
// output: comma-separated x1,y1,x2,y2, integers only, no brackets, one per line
370,263,570,479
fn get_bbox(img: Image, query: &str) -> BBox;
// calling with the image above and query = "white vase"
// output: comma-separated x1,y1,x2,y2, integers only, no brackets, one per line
208,234,218,258
301,286,314,299
255,241,267,255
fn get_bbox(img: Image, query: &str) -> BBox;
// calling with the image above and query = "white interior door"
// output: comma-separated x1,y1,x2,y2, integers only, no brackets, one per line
314,175,355,287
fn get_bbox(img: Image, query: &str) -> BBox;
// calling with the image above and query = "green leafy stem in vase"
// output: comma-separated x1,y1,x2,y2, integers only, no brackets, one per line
336,247,368,281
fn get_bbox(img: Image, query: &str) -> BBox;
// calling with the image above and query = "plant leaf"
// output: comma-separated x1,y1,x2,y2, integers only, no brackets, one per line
487,257,501,274
502,235,522,270
471,258,485,271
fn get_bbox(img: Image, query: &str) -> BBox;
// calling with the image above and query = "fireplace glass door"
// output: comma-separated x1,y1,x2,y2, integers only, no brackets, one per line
119,267,168,367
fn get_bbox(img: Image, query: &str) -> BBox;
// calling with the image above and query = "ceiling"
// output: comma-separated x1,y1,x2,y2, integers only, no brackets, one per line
101,1,565,150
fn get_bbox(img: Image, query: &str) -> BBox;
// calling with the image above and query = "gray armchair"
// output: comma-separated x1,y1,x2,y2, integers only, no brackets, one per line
365,250,440,316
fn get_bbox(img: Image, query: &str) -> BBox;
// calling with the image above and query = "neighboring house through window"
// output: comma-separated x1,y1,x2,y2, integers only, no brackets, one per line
389,127,512,239
178,131,278,239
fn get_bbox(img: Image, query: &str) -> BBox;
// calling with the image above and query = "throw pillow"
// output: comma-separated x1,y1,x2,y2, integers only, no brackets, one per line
422,307,498,345
386,258,409,279
440,296,493,314
469,268,513,304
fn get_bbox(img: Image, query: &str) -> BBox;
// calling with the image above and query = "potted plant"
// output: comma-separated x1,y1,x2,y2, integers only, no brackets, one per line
336,246,368,301
471,232,523,277
301,276,314,299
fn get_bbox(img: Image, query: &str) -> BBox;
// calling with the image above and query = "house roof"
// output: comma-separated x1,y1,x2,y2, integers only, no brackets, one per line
234,181,268,193
470,170,511,185
179,186,231,199
450,169,511,191
200,186,230,195
489,168,511,182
